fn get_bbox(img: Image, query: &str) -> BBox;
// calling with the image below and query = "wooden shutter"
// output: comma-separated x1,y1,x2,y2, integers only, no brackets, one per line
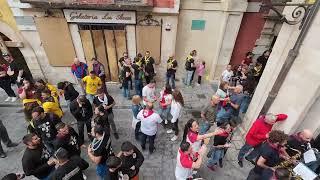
34,17,76,66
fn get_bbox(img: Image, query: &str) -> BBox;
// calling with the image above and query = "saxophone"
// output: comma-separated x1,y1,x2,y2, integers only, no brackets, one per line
274,147,302,180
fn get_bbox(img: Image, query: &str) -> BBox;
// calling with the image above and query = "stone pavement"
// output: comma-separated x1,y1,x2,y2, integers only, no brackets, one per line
0,81,254,180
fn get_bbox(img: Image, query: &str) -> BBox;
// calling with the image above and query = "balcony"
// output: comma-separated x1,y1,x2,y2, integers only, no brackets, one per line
20,0,154,9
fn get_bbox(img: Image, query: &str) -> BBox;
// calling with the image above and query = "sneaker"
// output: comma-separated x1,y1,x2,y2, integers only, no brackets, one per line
11,97,17,102
164,120,168,125
207,165,216,171
166,129,173,134
0,153,6,158
245,157,256,165
238,160,243,168
4,97,11,102
196,83,200,86
149,148,156,154
7,142,18,148
171,135,178,141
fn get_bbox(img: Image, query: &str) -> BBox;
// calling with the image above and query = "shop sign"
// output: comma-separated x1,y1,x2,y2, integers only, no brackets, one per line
63,9,136,24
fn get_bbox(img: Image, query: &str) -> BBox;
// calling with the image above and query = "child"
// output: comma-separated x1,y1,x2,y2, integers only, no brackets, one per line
221,65,233,83
159,85,173,125
196,61,205,86
131,95,143,140
207,123,232,171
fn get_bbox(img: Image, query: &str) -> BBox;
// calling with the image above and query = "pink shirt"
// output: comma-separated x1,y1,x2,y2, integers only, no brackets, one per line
196,64,205,76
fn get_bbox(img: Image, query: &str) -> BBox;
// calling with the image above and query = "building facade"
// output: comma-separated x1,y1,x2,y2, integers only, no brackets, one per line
244,0,320,136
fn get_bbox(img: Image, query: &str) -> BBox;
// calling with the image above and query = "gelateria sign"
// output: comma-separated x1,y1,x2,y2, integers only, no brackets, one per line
63,9,136,24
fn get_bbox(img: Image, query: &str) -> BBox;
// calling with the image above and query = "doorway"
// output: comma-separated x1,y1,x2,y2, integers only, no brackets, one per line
79,25,127,82
136,15,162,64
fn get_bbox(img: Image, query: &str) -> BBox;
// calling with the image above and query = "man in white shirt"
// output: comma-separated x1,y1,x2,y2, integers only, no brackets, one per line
221,65,233,83
137,102,162,154
142,80,157,106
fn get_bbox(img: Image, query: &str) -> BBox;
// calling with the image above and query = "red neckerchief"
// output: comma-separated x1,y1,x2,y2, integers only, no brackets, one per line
267,140,282,154
217,131,229,137
143,109,154,118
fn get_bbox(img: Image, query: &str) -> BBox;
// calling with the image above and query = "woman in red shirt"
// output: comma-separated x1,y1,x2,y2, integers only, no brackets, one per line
182,119,222,153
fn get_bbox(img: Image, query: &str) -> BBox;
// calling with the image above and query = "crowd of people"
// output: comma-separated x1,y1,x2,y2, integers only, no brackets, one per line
0,49,319,180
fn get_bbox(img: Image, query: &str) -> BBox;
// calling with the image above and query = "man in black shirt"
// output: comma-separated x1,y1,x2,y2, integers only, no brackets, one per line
93,89,118,139
132,55,144,96
22,133,55,179
118,141,144,179
57,81,79,105
31,107,61,154
247,130,289,180
93,105,110,131
107,156,124,180
143,51,156,84
184,50,197,86
122,59,132,100
53,122,81,156
49,148,89,180
166,56,178,89
118,52,131,89
2,53,30,86
70,95,93,145
88,126,113,180
257,50,271,73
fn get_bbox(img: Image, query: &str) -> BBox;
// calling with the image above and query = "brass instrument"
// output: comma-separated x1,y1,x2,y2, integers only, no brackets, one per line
274,147,302,180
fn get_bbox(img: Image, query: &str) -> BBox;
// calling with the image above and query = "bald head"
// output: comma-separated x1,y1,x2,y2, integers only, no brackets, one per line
300,129,313,142
74,58,80,65
264,113,277,125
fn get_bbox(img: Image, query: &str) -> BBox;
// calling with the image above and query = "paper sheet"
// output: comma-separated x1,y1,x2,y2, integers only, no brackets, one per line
293,163,317,180
304,149,317,163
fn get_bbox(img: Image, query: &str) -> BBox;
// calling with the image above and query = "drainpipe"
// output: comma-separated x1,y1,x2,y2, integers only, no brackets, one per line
259,0,320,115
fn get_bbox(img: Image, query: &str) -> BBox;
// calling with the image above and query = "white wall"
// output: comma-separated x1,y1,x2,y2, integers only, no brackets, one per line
243,4,320,135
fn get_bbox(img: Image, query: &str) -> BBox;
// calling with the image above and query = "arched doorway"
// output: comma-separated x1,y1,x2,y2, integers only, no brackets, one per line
0,32,32,79
0,21,44,80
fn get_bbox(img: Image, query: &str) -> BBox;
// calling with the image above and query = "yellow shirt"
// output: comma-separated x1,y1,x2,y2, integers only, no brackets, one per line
42,97,63,118
47,84,59,98
82,76,102,95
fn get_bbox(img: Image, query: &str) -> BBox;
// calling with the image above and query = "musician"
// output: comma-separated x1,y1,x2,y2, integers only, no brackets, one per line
287,129,320,172
3,53,30,86
166,55,177,89
286,129,313,156
143,51,156,84
247,130,289,180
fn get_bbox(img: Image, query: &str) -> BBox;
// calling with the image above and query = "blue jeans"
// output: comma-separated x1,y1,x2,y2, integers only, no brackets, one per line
185,70,194,86
86,94,94,104
134,79,143,97
199,121,211,135
123,87,130,98
96,163,108,180
166,73,175,89
207,148,225,167
241,94,251,113
159,107,171,121
237,143,260,161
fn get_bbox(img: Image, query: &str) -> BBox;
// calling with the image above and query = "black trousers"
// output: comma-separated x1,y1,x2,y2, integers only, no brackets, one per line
135,121,141,140
140,132,156,153
77,120,92,145
0,80,16,97
197,76,202,84
0,120,12,154
171,119,179,136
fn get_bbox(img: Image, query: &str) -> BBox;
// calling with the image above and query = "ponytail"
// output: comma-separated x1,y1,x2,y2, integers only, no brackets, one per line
182,119,196,142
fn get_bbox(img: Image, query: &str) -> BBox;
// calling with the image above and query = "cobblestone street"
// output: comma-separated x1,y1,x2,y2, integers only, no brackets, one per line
0,83,253,180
